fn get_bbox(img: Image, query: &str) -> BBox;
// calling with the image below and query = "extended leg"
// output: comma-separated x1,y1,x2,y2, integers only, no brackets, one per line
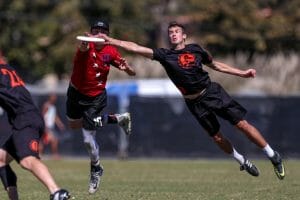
236,120,285,179
199,113,259,176
91,113,132,135
212,132,259,177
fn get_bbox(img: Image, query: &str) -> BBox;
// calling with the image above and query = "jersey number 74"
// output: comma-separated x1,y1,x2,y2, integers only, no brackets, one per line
1,68,25,88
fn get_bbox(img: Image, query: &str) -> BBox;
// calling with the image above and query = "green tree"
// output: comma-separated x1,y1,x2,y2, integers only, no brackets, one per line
0,0,298,81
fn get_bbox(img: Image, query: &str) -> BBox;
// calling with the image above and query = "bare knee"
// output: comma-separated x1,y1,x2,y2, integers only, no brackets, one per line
0,149,13,167
235,120,251,131
19,156,36,170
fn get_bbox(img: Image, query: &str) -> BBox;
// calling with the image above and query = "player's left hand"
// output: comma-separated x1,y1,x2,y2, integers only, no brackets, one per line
117,57,128,70
115,57,136,76
243,69,256,78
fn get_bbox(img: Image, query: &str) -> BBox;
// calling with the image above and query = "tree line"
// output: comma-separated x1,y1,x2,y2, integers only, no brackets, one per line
0,0,299,82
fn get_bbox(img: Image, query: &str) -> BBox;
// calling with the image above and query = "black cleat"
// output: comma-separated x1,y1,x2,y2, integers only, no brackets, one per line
50,189,70,200
89,164,104,194
270,151,285,180
240,159,259,177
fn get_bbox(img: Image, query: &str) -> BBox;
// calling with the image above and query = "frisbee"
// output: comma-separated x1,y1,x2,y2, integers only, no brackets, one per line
76,36,105,43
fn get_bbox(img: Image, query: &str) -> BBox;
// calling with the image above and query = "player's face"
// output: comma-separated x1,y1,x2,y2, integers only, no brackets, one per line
168,26,186,45
91,28,108,49
91,27,108,35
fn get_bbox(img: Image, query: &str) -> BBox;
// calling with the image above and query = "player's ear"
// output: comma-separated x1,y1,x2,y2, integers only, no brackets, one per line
183,33,187,40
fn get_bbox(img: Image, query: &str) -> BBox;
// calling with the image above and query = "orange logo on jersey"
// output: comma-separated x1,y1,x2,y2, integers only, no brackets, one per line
178,53,196,69
29,140,39,153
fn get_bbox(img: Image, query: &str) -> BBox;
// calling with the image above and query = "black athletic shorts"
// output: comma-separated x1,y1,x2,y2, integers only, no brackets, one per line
185,82,246,136
66,85,107,130
1,111,44,162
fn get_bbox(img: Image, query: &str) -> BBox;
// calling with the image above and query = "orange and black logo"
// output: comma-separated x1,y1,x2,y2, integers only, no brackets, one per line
178,53,196,69
29,140,39,153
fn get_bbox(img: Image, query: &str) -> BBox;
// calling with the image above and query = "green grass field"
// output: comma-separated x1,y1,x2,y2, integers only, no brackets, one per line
1,158,299,200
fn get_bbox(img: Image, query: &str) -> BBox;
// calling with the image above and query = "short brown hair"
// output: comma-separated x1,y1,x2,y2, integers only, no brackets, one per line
168,21,185,31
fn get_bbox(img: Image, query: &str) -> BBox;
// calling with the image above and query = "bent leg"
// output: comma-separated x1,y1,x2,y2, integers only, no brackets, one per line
19,156,59,194
82,128,99,163
236,120,285,179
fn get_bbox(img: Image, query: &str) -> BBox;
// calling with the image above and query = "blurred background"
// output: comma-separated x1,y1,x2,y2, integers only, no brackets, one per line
0,0,299,159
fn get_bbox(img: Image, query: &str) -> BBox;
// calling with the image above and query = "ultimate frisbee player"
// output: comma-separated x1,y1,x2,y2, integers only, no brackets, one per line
0,54,70,200
66,20,136,194
96,21,285,179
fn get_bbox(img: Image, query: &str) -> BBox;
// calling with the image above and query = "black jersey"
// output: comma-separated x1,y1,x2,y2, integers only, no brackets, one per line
153,44,213,95
0,64,38,122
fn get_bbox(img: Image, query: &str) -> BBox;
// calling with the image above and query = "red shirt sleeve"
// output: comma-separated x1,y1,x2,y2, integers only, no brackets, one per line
73,48,89,66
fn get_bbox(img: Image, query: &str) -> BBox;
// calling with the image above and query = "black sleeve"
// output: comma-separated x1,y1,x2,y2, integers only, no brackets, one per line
152,48,168,62
200,48,213,65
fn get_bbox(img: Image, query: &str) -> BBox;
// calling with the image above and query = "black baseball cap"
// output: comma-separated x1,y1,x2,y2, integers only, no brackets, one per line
90,20,110,32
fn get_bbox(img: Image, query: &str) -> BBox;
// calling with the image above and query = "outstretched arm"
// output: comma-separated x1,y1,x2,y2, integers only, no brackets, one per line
206,61,256,78
97,33,154,59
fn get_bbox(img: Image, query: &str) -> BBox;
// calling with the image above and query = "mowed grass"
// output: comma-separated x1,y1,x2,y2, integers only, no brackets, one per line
1,158,299,200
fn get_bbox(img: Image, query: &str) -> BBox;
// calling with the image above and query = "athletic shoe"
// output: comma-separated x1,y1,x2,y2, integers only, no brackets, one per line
116,112,132,135
270,151,285,180
50,189,70,200
240,159,259,177
89,164,104,194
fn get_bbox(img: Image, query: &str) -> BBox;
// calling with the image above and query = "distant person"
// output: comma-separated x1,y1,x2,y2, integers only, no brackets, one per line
66,19,136,194
96,21,285,179
40,94,66,159
0,54,70,199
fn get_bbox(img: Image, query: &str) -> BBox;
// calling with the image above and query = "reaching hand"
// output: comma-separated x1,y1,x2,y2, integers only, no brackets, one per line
243,69,256,78
115,57,136,76
94,33,111,44
118,57,129,70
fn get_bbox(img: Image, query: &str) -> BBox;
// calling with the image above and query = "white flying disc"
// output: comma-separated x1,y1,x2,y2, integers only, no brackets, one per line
76,36,105,42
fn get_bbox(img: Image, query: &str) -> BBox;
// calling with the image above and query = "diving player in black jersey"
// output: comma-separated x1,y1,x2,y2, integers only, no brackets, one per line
0,54,70,200
96,21,285,180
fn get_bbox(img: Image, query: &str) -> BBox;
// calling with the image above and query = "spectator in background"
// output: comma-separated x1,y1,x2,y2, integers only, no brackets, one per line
40,94,65,159
0,53,70,199
96,21,285,180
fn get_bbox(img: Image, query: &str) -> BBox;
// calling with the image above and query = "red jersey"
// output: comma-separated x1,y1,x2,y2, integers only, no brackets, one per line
71,43,121,97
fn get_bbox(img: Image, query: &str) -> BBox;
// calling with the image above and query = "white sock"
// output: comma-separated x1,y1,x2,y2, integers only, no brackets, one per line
231,148,245,165
82,128,100,163
262,144,275,158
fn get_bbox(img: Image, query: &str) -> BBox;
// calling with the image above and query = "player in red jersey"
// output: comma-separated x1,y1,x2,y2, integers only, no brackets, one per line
0,54,70,200
66,20,136,194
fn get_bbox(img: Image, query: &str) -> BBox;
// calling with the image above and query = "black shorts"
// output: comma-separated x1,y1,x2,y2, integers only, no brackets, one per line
2,111,44,162
66,85,107,130
185,82,246,136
